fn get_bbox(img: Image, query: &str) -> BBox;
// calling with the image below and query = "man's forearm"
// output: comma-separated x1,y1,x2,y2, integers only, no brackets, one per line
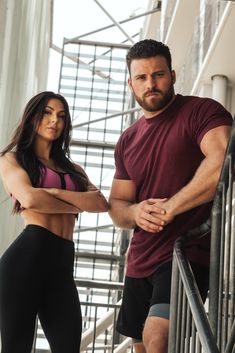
108,199,137,229
158,155,223,223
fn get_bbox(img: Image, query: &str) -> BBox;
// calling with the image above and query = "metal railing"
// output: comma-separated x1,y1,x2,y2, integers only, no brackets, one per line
32,280,128,353
78,279,133,353
168,119,235,353
169,221,219,353
209,119,235,352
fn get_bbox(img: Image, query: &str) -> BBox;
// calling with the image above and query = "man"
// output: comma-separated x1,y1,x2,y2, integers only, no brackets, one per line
108,39,233,353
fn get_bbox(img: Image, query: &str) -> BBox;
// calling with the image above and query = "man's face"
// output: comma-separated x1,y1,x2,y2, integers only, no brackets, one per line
128,56,176,118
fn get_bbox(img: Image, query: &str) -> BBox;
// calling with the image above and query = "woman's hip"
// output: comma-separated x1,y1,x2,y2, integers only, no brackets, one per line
0,224,75,274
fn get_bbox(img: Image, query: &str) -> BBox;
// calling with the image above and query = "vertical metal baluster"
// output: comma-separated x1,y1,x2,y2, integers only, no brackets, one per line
184,303,192,353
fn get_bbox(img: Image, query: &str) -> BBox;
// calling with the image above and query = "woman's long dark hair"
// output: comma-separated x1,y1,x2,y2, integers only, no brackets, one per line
1,91,88,213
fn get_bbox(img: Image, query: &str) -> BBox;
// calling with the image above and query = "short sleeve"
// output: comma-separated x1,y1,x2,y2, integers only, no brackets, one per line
188,98,233,145
114,134,131,180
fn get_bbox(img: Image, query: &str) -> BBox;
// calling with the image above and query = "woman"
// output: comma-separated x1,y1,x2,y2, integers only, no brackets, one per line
0,91,109,353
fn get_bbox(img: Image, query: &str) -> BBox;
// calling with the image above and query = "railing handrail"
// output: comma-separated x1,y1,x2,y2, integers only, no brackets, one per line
76,279,124,290
209,119,235,339
169,233,219,353
169,119,235,353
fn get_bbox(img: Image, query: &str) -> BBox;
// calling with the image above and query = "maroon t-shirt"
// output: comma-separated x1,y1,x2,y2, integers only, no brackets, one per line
114,94,233,278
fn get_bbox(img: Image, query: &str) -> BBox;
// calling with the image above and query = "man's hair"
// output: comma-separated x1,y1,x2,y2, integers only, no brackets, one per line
126,39,172,74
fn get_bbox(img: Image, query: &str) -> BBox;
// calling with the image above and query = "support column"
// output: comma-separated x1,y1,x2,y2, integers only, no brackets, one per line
0,0,51,255
211,74,228,107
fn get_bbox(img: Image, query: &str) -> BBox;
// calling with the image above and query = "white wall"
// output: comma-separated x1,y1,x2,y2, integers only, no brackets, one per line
0,0,52,255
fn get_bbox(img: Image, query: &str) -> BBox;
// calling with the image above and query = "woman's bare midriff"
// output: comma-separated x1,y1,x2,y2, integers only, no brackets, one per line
21,210,76,240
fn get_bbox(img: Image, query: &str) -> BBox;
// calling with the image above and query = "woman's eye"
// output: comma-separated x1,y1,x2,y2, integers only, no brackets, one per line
58,115,65,120
44,110,51,115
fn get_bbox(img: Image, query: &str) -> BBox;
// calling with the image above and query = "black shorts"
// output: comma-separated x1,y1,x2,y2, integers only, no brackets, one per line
116,261,209,340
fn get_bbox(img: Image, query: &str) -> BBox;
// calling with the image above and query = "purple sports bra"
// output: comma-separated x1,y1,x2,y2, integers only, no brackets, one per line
12,166,77,209
39,166,77,191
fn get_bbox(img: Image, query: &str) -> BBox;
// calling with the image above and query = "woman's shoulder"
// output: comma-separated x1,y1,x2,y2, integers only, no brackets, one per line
73,163,86,176
73,163,96,189
0,151,17,165
0,152,23,177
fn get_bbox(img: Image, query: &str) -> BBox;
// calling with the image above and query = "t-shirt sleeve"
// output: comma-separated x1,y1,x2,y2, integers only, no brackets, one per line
114,134,131,180
188,98,233,145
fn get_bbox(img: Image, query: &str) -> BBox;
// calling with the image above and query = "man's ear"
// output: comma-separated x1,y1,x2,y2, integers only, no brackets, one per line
128,77,133,91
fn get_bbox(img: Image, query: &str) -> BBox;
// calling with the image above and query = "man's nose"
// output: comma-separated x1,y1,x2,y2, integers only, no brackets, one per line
146,76,156,90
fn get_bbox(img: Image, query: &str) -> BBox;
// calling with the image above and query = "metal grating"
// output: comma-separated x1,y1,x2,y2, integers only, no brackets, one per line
59,38,136,351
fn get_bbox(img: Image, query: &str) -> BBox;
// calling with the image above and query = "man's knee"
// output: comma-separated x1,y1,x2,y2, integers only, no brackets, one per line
143,316,169,353
133,340,146,353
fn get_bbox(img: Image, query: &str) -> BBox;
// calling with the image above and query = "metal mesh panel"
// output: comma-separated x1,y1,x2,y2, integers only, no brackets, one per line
59,39,134,350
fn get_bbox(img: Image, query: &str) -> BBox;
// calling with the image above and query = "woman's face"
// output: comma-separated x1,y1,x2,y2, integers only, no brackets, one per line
35,99,66,142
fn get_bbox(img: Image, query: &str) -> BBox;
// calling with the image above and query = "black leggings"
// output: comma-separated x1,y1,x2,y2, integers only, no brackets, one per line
0,224,82,353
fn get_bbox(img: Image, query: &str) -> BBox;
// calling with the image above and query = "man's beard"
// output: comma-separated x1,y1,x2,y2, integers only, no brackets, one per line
133,85,175,113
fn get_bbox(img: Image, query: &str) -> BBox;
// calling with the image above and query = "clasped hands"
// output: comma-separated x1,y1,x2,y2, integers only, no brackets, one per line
133,198,175,233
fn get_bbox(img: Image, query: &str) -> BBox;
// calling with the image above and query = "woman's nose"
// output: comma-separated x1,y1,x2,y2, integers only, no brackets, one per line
50,114,58,123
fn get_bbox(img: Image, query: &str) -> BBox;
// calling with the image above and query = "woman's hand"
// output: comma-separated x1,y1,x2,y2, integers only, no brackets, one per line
41,188,58,196
41,188,84,213
42,188,108,213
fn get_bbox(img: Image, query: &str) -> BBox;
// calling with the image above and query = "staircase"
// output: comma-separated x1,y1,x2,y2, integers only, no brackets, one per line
168,119,235,353
32,31,235,353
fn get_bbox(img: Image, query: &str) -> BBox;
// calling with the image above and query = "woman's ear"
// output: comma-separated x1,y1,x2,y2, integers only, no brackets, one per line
171,70,176,84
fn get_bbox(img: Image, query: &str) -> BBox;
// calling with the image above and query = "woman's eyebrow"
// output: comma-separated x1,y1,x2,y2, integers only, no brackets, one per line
45,105,65,113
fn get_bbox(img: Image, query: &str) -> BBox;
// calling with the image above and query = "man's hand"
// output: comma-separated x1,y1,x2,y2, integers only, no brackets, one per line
148,198,176,226
133,198,168,233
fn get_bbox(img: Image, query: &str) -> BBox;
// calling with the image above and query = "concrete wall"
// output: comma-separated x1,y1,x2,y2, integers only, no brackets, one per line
0,0,52,255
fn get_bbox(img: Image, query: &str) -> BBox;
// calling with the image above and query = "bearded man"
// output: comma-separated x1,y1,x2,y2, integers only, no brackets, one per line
108,39,233,353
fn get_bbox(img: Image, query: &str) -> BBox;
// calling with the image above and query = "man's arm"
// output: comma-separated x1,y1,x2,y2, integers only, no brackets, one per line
108,179,166,233
109,125,231,232
151,125,231,224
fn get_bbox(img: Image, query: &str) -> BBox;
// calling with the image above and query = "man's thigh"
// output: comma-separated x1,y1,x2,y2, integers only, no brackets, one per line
116,263,172,340
116,275,153,340
149,261,209,319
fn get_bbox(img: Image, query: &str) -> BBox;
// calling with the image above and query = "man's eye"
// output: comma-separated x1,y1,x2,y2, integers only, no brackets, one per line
154,73,164,78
